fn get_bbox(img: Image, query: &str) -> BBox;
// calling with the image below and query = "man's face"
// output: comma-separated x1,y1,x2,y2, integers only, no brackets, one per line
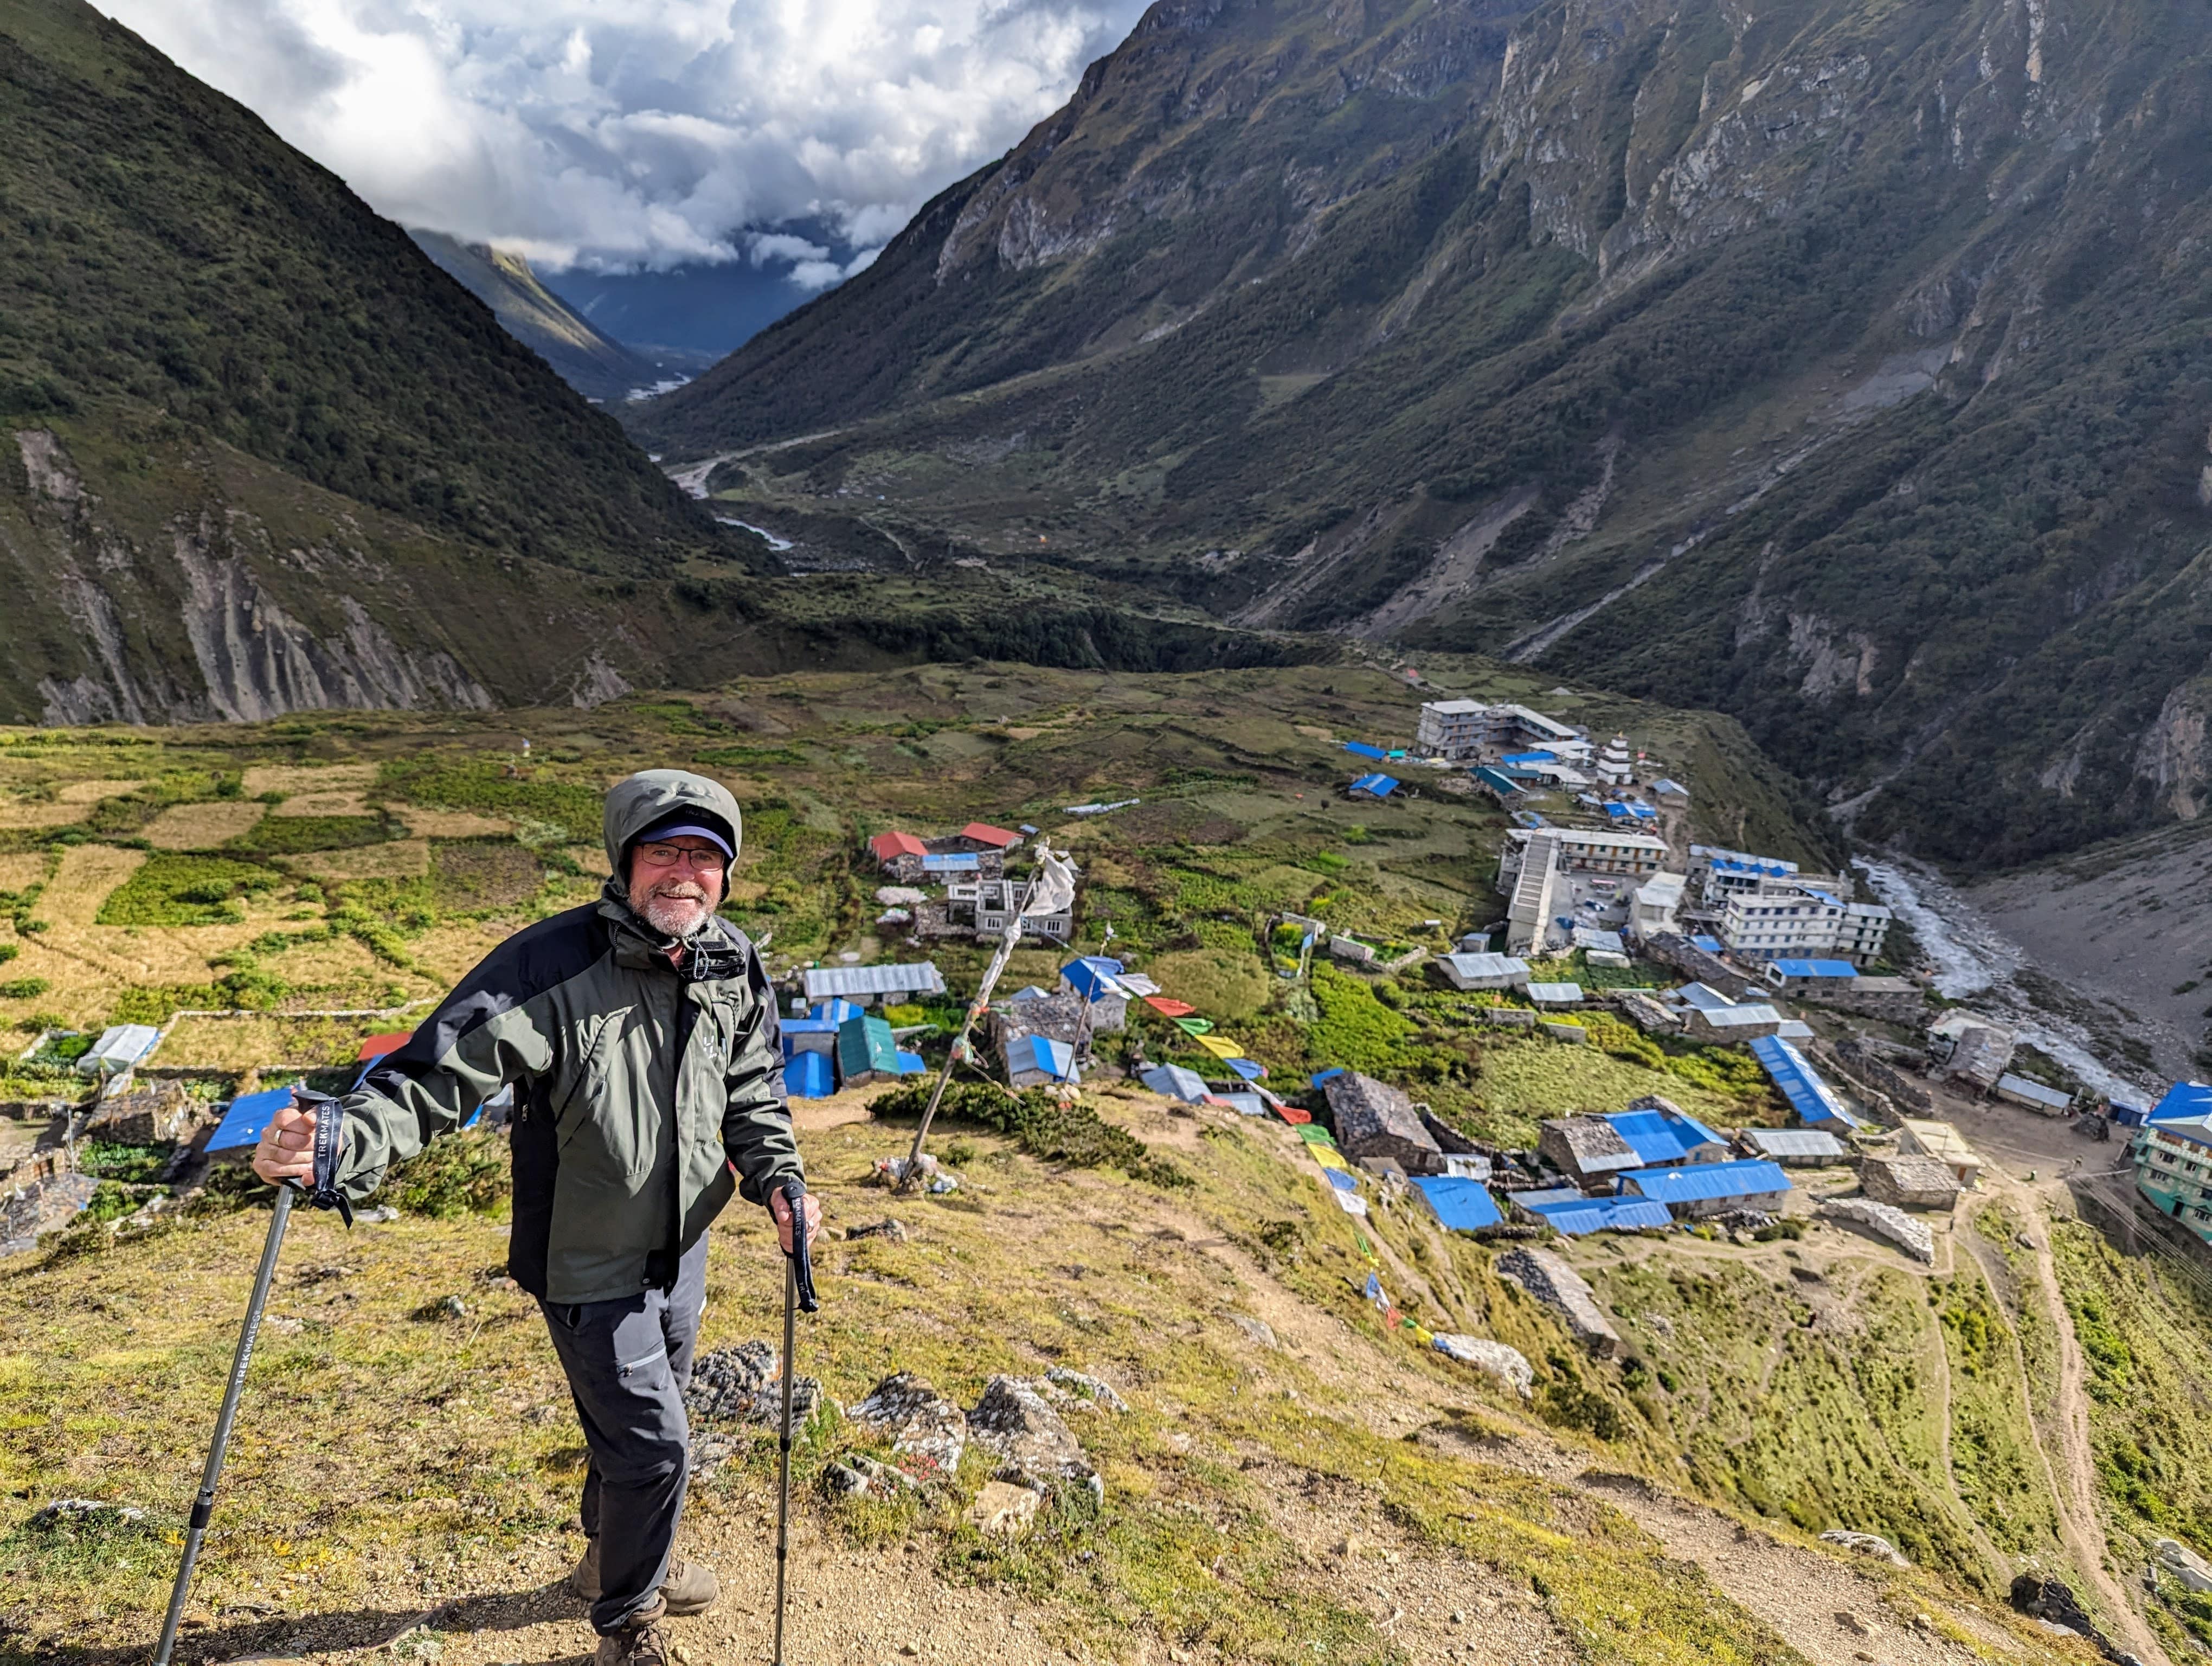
626,835,727,938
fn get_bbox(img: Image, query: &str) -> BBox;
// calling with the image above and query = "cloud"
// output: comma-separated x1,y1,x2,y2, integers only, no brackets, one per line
97,0,1150,274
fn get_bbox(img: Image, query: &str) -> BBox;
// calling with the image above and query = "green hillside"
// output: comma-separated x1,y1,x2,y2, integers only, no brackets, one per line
634,0,2212,868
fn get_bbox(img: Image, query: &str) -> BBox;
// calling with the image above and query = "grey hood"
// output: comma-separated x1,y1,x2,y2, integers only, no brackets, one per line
601,768,744,875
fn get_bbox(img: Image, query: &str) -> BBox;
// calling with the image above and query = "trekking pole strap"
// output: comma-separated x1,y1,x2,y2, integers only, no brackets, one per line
291,1086,352,1226
782,1176,819,1312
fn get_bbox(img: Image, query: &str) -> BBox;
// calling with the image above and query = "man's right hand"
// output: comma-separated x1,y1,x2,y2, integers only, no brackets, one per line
252,1100,317,1187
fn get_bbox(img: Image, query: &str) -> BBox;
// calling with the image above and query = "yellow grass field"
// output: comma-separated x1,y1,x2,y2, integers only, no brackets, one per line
291,839,431,882
0,802,87,829
142,800,267,850
53,777,145,803
0,851,51,893
31,844,146,927
156,1010,425,1071
271,789,371,816
398,805,515,838
240,762,379,797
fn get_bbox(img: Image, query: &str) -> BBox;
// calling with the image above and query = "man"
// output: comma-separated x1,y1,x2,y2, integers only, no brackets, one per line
254,769,821,1666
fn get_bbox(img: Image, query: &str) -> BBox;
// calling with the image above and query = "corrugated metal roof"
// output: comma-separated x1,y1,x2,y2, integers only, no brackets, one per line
959,822,1021,847
1440,952,1528,982
1700,1003,1783,1027
1772,959,1857,978
1526,982,1583,1004
804,962,947,999
1141,1064,1208,1103
1010,1035,1077,1080
1748,1035,1861,1128
1689,934,1726,953
2151,1082,2212,1123
1676,982,1736,1012
1619,1159,1793,1203
1739,1127,1847,1158
1410,1176,1503,1231
786,1052,834,1098
1343,741,1388,760
1605,1109,1724,1166
1997,1072,2070,1110
1349,772,1399,796
1525,1195,1675,1235
870,831,928,859
205,1087,294,1153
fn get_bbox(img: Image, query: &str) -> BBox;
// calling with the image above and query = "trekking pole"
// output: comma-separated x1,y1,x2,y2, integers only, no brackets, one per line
771,1176,819,1666
153,1090,348,1666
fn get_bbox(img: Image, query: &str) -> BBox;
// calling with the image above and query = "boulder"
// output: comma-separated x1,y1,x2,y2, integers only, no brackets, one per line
968,1375,1103,1501
1819,1197,1934,1263
846,1372,968,1482
845,1218,910,1242
966,1480,1041,1536
1044,1365,1128,1413
1430,1334,1534,1398
687,1340,822,1426
2155,1536,2212,1592
1494,1247,1619,1356
1819,1529,1909,1567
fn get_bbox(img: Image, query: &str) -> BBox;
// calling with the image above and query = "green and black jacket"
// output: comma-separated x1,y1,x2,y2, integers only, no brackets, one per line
332,771,801,1303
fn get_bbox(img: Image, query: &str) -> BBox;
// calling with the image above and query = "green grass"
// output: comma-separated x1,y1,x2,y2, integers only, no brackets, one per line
375,760,604,844
228,815,394,855
94,854,282,926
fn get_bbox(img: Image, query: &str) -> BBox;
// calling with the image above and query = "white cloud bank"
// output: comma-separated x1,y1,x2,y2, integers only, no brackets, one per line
98,0,1148,273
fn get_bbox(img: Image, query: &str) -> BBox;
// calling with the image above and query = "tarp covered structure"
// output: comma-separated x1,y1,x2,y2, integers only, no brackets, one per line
1748,1035,1861,1129
1140,1064,1209,1103
1410,1176,1503,1231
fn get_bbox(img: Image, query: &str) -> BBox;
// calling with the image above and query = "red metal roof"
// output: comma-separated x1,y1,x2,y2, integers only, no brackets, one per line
959,822,1020,848
356,1031,413,1061
869,831,929,860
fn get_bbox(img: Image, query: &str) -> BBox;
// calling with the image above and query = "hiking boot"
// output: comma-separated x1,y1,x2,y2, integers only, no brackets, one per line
570,1542,719,1616
594,1609,669,1666
660,1555,719,1616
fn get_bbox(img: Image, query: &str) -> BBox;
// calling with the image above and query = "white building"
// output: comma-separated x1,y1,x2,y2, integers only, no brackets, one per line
1630,872,1686,938
1504,835,1562,954
1413,700,1586,764
1500,826,1668,879
1414,700,1491,760
1718,879,1893,968
1596,735,1634,787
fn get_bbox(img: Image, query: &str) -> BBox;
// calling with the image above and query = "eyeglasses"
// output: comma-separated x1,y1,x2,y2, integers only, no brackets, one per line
635,843,726,871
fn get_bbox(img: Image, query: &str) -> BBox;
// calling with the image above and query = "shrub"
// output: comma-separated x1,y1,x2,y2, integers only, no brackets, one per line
0,977,49,999
376,1127,512,1219
380,759,603,842
77,1141,171,1183
97,855,280,926
867,1081,1188,1188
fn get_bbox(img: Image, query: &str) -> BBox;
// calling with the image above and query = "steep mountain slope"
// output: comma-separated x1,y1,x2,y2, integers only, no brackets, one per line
636,0,2212,867
0,0,764,720
409,232,701,405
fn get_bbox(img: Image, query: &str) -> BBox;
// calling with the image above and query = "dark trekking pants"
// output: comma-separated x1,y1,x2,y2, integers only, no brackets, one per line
539,1236,708,1634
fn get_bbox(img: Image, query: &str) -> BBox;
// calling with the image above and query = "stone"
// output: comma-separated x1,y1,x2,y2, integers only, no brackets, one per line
688,1340,822,1430
1819,1530,1909,1567
1044,1365,1128,1412
0,1172,99,1252
30,1498,143,1530
1835,1610,1872,1636
965,1480,1041,1536
2155,1536,2212,1592
846,1218,910,1242
1493,1247,1620,1355
1819,1197,1935,1264
83,1080,198,1145
846,1372,968,1481
1430,1334,1534,1398
1229,1313,1278,1348
968,1375,1101,1500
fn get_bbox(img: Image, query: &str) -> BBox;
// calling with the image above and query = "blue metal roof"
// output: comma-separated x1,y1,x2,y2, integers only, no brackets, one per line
2151,1082,2212,1123
1605,1109,1725,1166
1689,934,1725,953
1524,1195,1675,1235
1060,957,1126,1001
1712,857,1794,876
1141,1064,1210,1103
1343,741,1387,760
1011,1035,1077,1080
1410,1176,1503,1231
1604,803,1631,821
1748,1035,1861,1128
920,852,980,871
1349,773,1399,797
206,1087,296,1154
1501,750,1558,765
1619,1159,1793,1204
786,1051,834,1098
1628,803,1658,821
1773,959,1857,978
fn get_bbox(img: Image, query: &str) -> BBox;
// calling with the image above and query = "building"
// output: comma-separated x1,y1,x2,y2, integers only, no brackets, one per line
1348,772,1399,800
1861,1154,1961,1209
1644,933,1760,998
1527,981,1584,1007
1436,952,1531,991
1933,1015,2016,1092
1504,834,1561,954
1501,826,1668,879
1898,1118,1983,1187
803,962,947,1006
1617,1159,1793,1218
1004,1034,1079,1088
75,1023,160,1078
1650,778,1690,806
1791,974,1926,1023
868,829,1009,882
1682,998,1785,1043
1413,700,1492,761
2133,1093,2212,1240
1995,1073,2073,1116
1764,959,1860,994
952,877,1074,941
1538,1117,1642,1188
1413,700,1583,763
1409,1175,1504,1232
1607,1103,1729,1167
1630,872,1686,938
1736,1127,1849,1166
1520,1194,1675,1235
1324,1073,1443,1175
1687,845,1800,905
1719,881,1894,969
1595,735,1634,787
1747,1035,1861,1129
946,822,1023,855
835,1014,918,1090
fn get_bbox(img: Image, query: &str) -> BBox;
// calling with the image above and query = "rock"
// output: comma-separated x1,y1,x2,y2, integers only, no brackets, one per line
1430,1334,1534,1398
968,1375,1102,1500
2155,1535,2212,1592
1819,1530,1909,1567
30,1498,143,1532
1494,1247,1620,1356
966,1480,1041,1536
0,1172,100,1251
689,1340,823,1429
83,1080,197,1144
1819,1197,1935,1263
1229,1313,1278,1348
846,1218,910,1242
821,1462,871,1497
440,1294,467,1318
1044,1365,1128,1412
355,1205,400,1224
1835,1610,1872,1636
846,1372,968,1481
2011,1573,2120,1654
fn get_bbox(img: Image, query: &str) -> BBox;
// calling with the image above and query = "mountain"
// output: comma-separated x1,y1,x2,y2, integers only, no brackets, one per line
0,0,774,721
537,234,866,361
635,0,2212,868
408,232,708,405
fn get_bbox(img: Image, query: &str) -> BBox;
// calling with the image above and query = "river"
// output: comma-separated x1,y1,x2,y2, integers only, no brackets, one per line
1853,856,2158,1105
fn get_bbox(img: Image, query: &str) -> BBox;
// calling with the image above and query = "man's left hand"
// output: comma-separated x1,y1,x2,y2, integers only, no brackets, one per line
769,1186,822,1254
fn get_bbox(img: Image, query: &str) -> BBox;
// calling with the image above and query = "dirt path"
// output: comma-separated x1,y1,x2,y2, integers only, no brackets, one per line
2014,1181,2171,1665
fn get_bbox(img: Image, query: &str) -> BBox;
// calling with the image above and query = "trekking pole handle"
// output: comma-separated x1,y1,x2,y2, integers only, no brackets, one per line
781,1176,819,1313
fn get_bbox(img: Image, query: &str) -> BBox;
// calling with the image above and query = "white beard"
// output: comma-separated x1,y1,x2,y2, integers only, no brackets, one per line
633,884,715,939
